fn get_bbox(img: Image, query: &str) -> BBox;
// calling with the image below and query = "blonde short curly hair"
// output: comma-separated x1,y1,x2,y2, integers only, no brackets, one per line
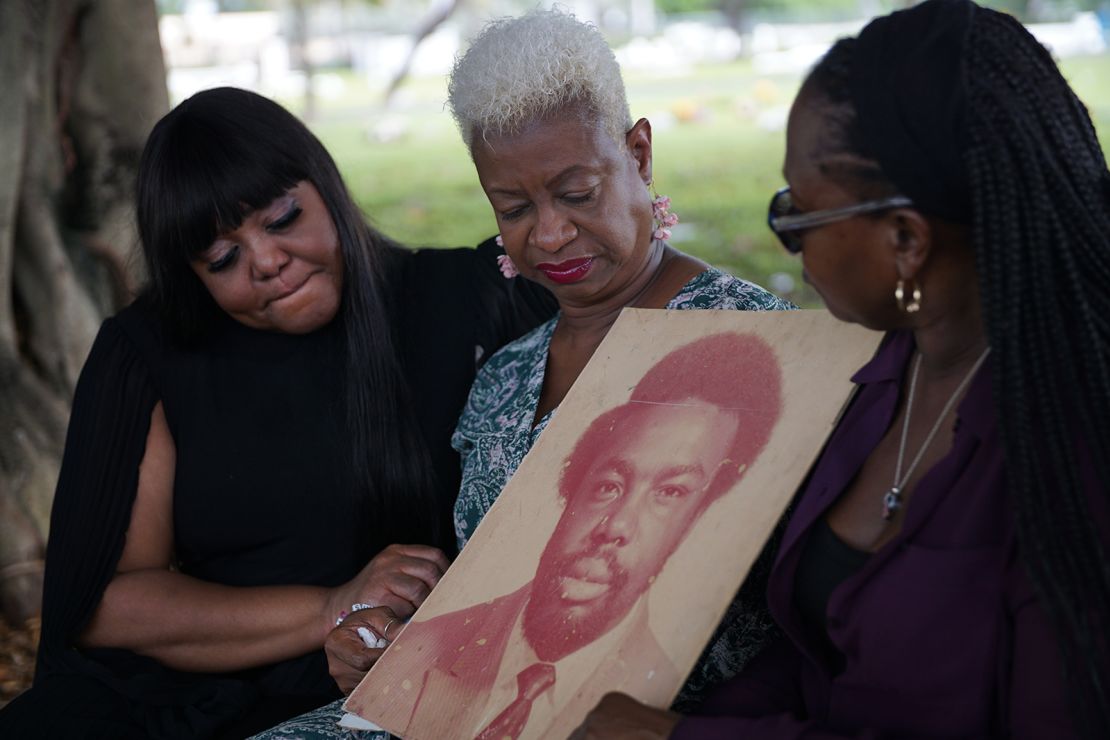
447,8,633,151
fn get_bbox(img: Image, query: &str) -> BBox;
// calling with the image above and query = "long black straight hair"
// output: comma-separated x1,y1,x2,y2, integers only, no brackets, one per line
135,87,439,545
804,12,1110,736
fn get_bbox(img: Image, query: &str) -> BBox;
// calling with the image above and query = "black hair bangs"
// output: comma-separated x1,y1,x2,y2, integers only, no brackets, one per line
135,87,329,339
138,88,321,270
148,116,307,267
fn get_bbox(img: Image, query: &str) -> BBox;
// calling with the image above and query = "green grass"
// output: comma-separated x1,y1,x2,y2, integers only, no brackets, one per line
303,53,1110,308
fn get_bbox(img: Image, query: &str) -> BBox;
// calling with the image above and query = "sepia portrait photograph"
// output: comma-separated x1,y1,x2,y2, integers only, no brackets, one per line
343,309,880,739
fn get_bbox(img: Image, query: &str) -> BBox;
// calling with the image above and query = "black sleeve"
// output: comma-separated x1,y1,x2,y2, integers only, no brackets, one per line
21,306,313,737
35,311,159,679
390,242,555,555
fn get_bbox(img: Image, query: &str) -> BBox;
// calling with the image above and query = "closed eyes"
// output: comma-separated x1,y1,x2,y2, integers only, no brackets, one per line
205,203,302,273
207,246,239,273
500,205,528,222
497,190,596,222
268,205,302,231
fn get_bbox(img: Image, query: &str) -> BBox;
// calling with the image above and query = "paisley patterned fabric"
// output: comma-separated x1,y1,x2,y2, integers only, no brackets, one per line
248,702,360,740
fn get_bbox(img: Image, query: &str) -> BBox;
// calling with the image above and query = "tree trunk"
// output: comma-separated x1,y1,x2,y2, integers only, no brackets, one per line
718,0,748,36
382,0,465,109
290,0,316,121
0,0,168,624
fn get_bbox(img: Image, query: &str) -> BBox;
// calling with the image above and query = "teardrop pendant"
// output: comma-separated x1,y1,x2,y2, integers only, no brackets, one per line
882,487,902,521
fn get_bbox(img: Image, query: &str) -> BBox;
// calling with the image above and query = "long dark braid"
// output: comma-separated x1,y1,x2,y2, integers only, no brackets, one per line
963,10,1110,735
808,17,1110,736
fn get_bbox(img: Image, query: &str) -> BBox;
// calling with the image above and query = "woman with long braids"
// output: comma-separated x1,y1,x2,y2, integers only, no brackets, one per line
571,1,1110,737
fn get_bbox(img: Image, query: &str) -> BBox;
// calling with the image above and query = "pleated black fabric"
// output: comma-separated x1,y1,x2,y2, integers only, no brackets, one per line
0,239,556,739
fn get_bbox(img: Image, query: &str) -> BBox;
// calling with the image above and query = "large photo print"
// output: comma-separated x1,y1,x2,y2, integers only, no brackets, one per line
346,309,881,738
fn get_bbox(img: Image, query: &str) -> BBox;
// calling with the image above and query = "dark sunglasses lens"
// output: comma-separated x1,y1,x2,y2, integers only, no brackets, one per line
768,189,803,254
769,189,792,219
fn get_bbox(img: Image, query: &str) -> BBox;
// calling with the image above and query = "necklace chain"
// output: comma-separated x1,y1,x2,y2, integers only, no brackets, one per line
882,346,992,521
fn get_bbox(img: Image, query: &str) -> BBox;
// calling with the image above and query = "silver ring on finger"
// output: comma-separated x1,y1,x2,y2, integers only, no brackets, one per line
382,618,397,639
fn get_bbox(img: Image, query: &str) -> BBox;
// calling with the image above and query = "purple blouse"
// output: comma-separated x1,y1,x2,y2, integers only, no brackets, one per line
675,331,1095,739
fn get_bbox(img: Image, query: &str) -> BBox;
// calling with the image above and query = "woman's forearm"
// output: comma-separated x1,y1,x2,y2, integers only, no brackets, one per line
79,568,333,672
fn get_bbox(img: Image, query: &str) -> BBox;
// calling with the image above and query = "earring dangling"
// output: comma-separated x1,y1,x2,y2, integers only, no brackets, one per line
651,193,679,242
494,235,519,278
496,254,519,279
895,279,922,313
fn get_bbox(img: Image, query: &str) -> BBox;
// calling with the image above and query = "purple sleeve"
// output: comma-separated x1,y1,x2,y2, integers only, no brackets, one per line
672,637,830,739
672,638,881,739
673,552,1080,739
1004,545,1077,738
675,714,884,740
673,638,870,740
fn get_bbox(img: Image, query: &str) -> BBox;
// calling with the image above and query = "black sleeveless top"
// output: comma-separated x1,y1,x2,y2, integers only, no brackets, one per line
793,517,871,673
8,240,556,738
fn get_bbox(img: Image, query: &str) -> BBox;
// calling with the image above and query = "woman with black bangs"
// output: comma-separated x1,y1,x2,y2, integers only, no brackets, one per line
0,87,555,738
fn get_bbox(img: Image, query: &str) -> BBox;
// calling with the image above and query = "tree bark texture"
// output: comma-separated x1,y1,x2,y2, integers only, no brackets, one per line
0,0,168,624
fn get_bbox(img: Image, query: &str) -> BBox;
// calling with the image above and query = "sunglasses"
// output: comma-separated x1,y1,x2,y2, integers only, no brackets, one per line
767,187,914,254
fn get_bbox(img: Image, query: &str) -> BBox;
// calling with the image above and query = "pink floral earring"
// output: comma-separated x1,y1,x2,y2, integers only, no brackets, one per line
494,235,519,278
651,190,679,242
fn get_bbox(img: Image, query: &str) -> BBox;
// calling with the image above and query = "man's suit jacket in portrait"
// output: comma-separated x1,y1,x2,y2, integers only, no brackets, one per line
347,582,680,739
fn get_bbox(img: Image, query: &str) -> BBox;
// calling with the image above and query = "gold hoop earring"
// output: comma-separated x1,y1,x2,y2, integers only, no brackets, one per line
895,279,922,313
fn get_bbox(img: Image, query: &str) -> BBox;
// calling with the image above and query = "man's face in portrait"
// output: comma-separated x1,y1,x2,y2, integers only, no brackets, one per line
524,402,740,661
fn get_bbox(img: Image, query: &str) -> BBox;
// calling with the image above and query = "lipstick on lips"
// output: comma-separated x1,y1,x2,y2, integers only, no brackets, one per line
536,256,594,284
